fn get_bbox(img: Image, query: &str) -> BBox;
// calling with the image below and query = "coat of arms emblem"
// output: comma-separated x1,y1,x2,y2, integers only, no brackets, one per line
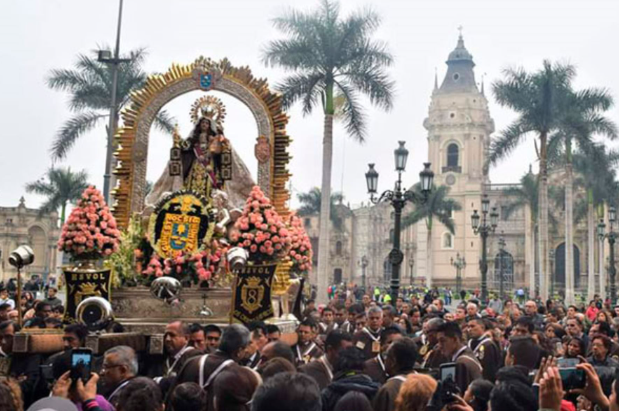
241,276,264,314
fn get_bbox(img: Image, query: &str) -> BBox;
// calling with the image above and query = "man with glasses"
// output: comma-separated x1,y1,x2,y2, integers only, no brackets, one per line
101,345,138,408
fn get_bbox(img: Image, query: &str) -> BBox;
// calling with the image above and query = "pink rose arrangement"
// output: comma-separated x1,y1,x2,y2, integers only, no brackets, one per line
233,186,291,263
58,186,120,261
136,240,228,284
286,213,313,274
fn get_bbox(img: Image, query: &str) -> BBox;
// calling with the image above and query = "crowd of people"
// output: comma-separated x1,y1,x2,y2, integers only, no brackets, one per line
3,286,619,411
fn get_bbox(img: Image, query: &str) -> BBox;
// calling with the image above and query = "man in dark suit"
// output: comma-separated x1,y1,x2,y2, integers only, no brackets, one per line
353,306,384,360
436,321,482,394
299,330,353,390
173,324,250,411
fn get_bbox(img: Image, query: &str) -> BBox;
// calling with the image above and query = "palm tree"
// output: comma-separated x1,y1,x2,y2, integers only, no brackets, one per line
402,184,461,289
546,88,617,303
296,187,345,229
490,61,582,300
47,48,175,160
25,168,90,225
573,144,619,298
263,0,395,302
502,170,539,297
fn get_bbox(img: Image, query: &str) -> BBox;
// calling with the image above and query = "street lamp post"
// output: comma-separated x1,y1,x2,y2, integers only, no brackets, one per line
599,207,617,305
409,256,415,286
450,252,466,294
365,141,434,303
471,195,498,303
98,0,132,203
360,255,369,292
498,235,506,300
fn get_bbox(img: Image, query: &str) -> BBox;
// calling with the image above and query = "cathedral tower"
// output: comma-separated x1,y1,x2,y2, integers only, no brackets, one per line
416,33,495,288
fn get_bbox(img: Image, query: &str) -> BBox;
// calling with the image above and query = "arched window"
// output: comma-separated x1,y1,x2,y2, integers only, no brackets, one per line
447,144,459,167
442,232,453,249
335,241,343,256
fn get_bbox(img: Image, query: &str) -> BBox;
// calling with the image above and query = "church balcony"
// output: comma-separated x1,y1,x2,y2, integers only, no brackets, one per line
441,165,461,173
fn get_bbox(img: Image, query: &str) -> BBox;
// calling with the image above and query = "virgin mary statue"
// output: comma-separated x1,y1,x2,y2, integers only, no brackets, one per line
145,96,254,208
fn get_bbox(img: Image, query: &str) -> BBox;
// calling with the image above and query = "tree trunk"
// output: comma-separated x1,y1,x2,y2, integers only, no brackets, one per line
599,203,607,297
60,202,67,225
426,219,433,289
316,113,334,304
565,162,575,304
587,194,595,300
538,134,549,300
529,221,536,298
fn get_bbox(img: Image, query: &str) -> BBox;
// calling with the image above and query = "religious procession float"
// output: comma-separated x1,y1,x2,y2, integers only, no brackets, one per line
13,57,312,355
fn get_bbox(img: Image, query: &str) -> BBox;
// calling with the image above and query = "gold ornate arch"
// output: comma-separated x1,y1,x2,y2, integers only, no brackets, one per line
112,57,291,229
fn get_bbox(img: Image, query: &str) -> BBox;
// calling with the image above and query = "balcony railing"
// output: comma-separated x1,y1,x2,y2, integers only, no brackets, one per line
442,165,462,173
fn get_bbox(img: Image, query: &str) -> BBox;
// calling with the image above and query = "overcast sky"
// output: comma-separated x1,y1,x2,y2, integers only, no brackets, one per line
1,0,618,211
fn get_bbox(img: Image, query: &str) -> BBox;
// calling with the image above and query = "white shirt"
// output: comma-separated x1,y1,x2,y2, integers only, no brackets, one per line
0,298,15,310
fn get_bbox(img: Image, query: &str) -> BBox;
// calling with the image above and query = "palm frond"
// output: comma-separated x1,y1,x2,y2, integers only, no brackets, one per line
275,72,325,113
153,110,176,134
51,111,106,160
488,119,533,165
334,80,366,141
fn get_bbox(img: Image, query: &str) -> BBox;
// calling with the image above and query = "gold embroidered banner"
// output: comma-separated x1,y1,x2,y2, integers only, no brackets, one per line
62,264,112,323
231,264,277,324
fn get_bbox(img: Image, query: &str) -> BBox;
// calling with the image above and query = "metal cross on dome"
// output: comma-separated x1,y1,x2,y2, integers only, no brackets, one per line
458,25,463,37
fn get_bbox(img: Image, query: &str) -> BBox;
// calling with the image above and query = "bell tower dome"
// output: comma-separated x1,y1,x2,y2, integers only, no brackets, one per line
416,32,495,288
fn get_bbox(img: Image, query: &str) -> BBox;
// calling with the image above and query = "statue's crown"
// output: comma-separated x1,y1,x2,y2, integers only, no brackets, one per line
190,95,227,125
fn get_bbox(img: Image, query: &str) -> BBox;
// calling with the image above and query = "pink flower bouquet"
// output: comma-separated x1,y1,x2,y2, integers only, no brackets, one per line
232,186,291,263
287,213,313,274
135,239,229,285
57,186,120,261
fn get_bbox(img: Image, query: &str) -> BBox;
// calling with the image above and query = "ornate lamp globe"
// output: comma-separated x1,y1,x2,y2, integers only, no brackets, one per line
481,195,490,214
610,206,617,224
419,163,434,194
490,206,499,228
394,141,409,172
365,163,379,195
471,210,480,231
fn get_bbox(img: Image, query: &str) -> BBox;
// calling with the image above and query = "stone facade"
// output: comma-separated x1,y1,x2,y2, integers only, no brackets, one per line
0,197,61,283
300,35,593,295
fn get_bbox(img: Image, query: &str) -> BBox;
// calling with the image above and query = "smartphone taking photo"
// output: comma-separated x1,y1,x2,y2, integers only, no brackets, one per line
70,348,93,384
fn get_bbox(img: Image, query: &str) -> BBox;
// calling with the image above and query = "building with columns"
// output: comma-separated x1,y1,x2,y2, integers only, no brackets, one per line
301,34,595,296
0,197,61,283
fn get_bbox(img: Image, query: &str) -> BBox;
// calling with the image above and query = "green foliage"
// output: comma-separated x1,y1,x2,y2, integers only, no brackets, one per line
25,167,89,224
501,171,539,222
490,61,577,167
106,215,144,287
262,0,395,141
296,187,345,228
402,184,462,234
47,48,175,160
573,144,619,207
